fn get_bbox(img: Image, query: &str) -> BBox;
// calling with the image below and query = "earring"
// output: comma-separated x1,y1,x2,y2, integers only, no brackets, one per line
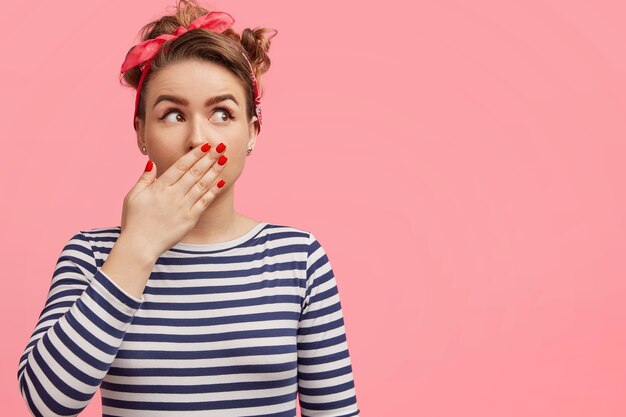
141,146,147,153
246,146,253,155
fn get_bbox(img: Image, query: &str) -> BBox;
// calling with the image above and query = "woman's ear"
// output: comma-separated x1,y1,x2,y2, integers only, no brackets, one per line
248,116,259,147
134,116,142,133
135,118,146,153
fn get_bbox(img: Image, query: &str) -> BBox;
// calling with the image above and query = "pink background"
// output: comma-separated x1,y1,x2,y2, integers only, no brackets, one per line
2,0,626,415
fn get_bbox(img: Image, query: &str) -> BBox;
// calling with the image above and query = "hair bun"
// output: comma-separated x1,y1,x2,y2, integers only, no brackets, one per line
240,27,277,77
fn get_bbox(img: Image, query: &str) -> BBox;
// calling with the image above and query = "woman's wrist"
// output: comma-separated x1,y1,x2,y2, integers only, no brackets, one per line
100,234,158,299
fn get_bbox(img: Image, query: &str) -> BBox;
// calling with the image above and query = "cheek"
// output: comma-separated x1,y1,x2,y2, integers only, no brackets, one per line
145,126,181,153
145,138,184,173
221,153,246,181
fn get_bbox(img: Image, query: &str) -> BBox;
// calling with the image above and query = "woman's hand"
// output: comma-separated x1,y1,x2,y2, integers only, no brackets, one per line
119,142,228,261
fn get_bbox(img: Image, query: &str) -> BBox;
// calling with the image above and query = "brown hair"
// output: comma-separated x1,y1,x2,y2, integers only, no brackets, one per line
119,0,277,133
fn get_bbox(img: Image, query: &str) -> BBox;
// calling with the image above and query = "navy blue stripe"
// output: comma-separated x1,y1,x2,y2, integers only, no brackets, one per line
101,375,296,394
31,309,62,330
116,343,296,360
297,364,354,381
310,284,338,304
143,276,304,295
102,392,296,411
52,264,85,277
300,395,358,411
58,252,95,276
49,279,86,294
147,260,306,279
39,301,73,317
240,409,297,417
107,361,297,377
92,269,142,309
300,300,341,321
123,327,296,343
44,288,83,305
298,380,355,396
298,317,345,336
159,245,307,264
50,265,85,283
298,349,350,366
302,410,360,417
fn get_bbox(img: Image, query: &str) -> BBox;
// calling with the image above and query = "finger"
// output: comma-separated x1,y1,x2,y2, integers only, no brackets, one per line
189,177,227,218
173,141,227,198
184,153,227,206
125,159,157,202
157,142,212,187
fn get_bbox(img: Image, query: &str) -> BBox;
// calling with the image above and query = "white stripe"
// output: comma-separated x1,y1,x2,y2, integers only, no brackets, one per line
102,400,294,417
297,356,354,374
101,383,295,402
120,335,296,351
127,319,298,335
112,352,297,369
133,302,301,319
103,369,297,385
297,371,355,389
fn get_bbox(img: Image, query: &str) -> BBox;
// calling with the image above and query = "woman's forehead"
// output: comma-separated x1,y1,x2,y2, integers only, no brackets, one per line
149,60,246,105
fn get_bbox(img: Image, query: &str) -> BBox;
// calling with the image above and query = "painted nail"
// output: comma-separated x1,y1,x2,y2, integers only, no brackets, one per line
218,155,228,166
144,160,153,172
216,142,226,153
201,142,211,152
217,179,225,188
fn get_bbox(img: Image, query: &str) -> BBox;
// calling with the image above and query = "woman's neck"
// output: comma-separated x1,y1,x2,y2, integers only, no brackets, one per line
177,184,259,244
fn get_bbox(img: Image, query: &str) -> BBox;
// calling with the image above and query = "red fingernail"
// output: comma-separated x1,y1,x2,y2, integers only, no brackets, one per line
216,143,226,153
218,155,228,166
144,160,153,172
201,142,211,152
217,179,225,188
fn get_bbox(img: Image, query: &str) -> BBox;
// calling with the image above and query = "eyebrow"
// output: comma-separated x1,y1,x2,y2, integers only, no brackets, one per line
152,93,239,109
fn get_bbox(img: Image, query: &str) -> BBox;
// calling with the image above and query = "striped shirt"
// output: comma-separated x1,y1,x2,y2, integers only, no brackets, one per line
17,222,360,417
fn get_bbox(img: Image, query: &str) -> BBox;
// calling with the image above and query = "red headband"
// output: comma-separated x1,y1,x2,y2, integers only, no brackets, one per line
120,11,262,131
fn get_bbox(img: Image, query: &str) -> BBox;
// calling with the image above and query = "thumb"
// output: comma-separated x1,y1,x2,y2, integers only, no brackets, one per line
121,160,156,231
132,159,157,192
141,159,156,181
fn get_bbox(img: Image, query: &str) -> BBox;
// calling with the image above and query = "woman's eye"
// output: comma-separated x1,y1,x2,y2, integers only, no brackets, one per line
160,110,184,123
210,108,233,123
159,108,232,123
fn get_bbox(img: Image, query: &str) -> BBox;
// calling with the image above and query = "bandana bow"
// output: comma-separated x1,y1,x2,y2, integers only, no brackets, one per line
120,11,262,131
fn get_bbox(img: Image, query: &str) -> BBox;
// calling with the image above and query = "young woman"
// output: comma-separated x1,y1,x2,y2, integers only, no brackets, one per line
16,1,360,416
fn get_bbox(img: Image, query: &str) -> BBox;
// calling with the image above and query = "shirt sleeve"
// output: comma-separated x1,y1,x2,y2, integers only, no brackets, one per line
297,232,360,417
17,231,143,417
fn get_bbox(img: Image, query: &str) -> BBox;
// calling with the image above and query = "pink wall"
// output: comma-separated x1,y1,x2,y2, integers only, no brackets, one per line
3,0,626,415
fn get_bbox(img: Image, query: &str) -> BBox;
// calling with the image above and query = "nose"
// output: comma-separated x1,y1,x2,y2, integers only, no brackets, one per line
187,114,216,151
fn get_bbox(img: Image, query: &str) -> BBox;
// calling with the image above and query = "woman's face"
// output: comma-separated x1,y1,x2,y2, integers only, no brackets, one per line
136,59,257,185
